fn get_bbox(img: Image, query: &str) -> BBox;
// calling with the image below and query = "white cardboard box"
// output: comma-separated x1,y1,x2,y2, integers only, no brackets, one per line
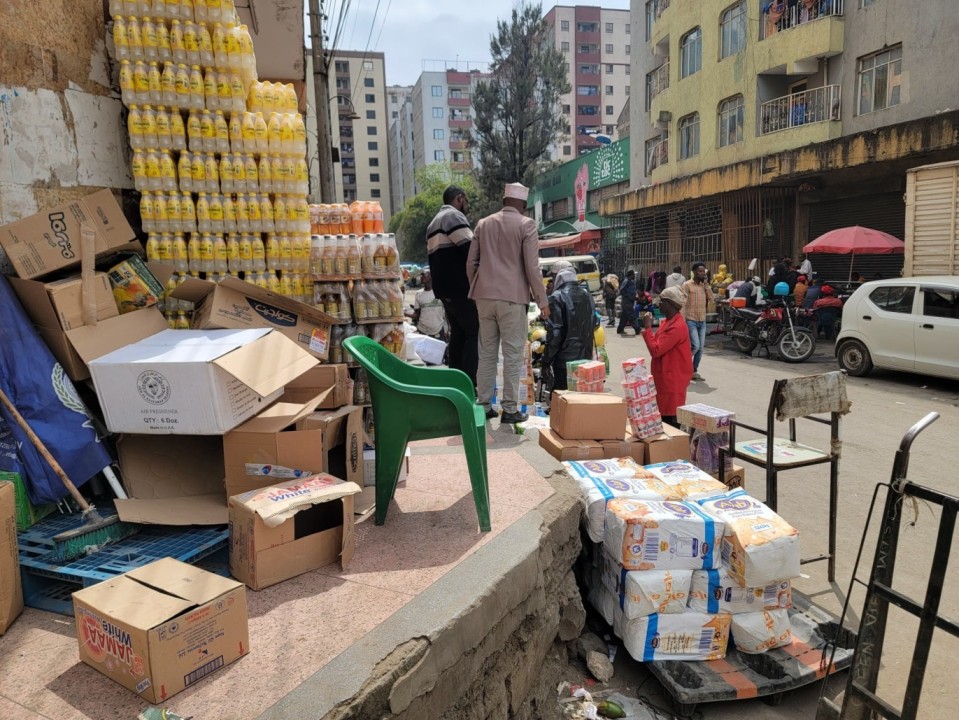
89,328,318,435
363,448,411,487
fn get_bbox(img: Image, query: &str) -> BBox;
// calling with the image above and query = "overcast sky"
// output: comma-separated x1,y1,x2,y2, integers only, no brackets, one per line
321,0,633,87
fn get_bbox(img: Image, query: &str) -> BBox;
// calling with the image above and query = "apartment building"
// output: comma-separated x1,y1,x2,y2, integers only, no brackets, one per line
387,88,414,214
544,5,632,159
603,0,959,280
386,85,412,125
305,51,392,220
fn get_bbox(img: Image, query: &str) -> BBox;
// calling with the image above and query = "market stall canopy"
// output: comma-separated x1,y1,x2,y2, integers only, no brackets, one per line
538,233,581,249
803,226,905,255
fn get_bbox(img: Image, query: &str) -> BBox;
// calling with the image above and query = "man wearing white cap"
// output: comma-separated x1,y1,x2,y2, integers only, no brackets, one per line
467,182,549,424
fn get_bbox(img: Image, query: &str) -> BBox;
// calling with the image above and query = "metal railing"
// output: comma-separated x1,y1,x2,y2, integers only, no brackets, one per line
761,0,844,40
656,0,670,19
645,137,668,174
760,84,841,135
649,61,670,101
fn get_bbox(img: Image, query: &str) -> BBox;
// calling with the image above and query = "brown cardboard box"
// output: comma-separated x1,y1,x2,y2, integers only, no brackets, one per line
72,558,249,703
363,448,410,486
299,406,364,488
539,427,605,461
0,482,23,635
549,391,627,441
9,272,119,330
282,364,353,409
222,391,331,497
643,424,692,465
89,328,318,435
172,276,336,360
0,189,139,280
711,464,746,490
228,474,361,590
600,432,647,463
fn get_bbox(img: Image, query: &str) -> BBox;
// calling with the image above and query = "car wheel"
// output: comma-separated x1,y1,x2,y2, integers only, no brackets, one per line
837,339,873,376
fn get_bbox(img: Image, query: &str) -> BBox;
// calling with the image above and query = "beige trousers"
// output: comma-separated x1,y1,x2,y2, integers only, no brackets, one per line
475,299,528,413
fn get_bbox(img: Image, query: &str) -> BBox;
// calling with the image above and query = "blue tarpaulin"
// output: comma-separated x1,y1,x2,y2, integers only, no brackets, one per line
0,276,111,504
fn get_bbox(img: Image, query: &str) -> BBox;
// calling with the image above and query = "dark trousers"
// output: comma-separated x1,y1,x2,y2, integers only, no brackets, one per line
549,358,569,392
604,297,616,325
440,297,479,388
617,303,638,334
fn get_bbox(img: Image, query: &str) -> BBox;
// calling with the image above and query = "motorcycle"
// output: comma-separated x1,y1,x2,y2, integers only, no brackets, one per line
728,297,816,363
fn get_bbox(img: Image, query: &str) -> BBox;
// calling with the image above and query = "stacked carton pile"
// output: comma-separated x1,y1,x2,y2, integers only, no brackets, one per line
621,358,663,439
566,359,606,392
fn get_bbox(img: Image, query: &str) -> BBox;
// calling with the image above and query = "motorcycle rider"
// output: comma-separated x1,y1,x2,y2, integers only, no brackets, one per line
542,263,596,391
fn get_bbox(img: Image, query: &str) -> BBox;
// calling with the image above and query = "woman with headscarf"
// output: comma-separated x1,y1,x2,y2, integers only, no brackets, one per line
640,286,694,427
542,265,596,391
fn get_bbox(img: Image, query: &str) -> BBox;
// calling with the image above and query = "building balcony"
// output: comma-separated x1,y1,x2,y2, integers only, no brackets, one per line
449,139,468,150
760,84,841,135
646,137,668,175
576,50,601,64
451,161,472,171
449,118,473,128
656,0,670,18
447,96,471,107
761,0,844,41
649,61,669,102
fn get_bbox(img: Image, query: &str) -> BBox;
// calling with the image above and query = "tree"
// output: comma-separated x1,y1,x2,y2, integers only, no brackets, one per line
470,2,571,209
389,164,477,264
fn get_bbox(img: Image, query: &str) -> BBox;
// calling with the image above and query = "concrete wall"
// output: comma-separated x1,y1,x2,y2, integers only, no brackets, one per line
0,0,132,223
628,0,656,189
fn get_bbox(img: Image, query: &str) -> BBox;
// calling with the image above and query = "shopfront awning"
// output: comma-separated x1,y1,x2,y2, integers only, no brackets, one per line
538,233,581,249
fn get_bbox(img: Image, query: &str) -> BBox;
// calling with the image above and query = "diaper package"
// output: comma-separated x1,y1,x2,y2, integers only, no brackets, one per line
688,568,792,614
730,609,793,654
644,461,728,501
594,550,692,619
622,611,732,662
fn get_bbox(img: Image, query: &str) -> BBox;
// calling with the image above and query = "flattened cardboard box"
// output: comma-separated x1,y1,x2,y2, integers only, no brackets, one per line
89,328,318,435
539,427,604,461
8,272,118,330
1,482,24,635
222,391,332,498
72,557,249,704
0,189,138,280
172,276,336,360
643,423,692,465
229,474,361,590
282,364,353,408
549,390,627,441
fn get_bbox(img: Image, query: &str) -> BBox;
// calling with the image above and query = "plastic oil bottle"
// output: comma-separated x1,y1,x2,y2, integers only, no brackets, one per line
174,62,190,107
170,20,186,64
152,193,168,233
155,106,172,150
204,153,219,193
213,233,228,272
278,233,293,273
251,234,266,272
203,67,219,111
120,60,136,105
166,192,182,232
160,64,176,106
113,16,130,61
141,193,156,233
187,232,201,273
169,107,186,151
177,150,193,192
246,191,262,233
173,232,190,273
228,112,243,153
209,193,225,233
222,193,237,233
265,233,279,272
258,154,272,194
180,192,197,233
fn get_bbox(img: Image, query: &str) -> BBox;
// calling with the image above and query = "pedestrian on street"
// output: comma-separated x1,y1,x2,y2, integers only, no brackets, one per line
799,252,813,278
681,261,714,382
794,274,809,307
664,265,685,289
427,185,479,387
617,270,639,335
602,273,619,327
468,182,549,424
640,286,693,428
542,265,596,392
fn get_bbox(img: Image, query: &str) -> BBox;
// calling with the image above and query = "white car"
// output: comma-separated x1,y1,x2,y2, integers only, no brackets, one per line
835,276,959,380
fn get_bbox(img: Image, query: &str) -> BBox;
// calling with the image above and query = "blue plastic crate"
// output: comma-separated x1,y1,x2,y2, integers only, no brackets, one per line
19,510,229,616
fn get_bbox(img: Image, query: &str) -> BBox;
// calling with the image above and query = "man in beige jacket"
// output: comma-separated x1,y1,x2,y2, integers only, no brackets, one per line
467,182,549,424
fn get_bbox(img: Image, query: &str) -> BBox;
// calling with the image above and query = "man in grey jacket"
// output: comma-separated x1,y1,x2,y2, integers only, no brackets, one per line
468,183,549,424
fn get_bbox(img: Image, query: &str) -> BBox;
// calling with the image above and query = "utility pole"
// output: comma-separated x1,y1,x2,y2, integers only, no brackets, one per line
308,0,335,202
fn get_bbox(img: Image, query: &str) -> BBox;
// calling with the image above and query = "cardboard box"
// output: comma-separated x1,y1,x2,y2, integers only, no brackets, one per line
539,427,605,461
600,428,647,463
229,474,361,590
73,558,249,703
1,481,24,635
0,189,139,280
676,403,735,434
643,423,692,465
712,464,746,490
2,470,55,531
222,392,331,498
89,328,318,435
282,364,353,409
172,276,336,360
9,272,118,330
549,390,627,441
363,447,410,486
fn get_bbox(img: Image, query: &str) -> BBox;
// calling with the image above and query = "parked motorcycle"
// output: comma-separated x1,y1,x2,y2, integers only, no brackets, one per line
728,297,816,363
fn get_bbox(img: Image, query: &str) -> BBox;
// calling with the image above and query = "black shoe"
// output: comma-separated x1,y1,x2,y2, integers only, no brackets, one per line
500,410,528,424
485,407,499,420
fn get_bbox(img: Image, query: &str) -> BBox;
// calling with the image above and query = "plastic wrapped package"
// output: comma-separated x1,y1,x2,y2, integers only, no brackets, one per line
730,609,792,654
594,550,692,619
688,568,792,615
622,611,732,662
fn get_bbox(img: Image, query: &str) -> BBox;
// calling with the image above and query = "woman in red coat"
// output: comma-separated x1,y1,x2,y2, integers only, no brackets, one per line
640,286,694,427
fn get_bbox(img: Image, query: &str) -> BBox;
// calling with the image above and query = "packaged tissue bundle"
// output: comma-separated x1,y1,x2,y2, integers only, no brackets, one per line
564,458,675,542
698,489,801,587
623,612,731,662
594,551,691,619
644,461,727,501
688,568,792,614
730,609,792,654
604,498,725,571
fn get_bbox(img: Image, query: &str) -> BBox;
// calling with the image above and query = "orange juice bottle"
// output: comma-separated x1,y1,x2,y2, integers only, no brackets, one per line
362,201,375,234
372,201,384,233
350,201,363,235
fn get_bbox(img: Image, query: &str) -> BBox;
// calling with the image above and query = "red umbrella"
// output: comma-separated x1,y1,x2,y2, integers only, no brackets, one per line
803,226,904,254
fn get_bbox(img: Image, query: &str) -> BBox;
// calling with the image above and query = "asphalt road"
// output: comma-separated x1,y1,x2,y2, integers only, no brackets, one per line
597,325,959,719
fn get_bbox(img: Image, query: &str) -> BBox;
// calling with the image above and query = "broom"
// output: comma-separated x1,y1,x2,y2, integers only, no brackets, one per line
0,386,137,561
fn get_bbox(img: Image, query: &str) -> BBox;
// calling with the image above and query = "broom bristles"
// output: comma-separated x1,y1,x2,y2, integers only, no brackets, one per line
51,509,139,562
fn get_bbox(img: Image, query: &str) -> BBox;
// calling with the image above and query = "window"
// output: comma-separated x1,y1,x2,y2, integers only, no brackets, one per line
578,105,599,115
625,45,630,55
605,44,614,53
577,85,599,95
921,288,959,318
370,189,381,198
334,61,348,73
450,88,463,98
370,173,380,182
364,78,374,87
720,2,747,59
434,150,445,161
577,22,598,32
369,157,379,166
605,85,614,94
563,145,571,156
605,105,614,115
433,128,445,139
679,112,700,159
368,141,378,150
431,85,442,96
562,41,570,52
580,64,599,75
645,0,655,41
366,110,375,119
343,174,355,185
681,28,702,78
579,44,593,54
391,111,397,119
367,126,377,135
718,95,744,146
363,60,374,70
857,46,902,115
861,0,877,5
452,151,466,162
432,107,444,118
869,286,915,314
561,20,569,31
626,23,630,34
626,64,630,75
335,78,348,89
606,63,614,73
365,93,375,102
391,95,398,103
562,104,571,114
605,22,614,33
605,124,614,134
625,86,630,95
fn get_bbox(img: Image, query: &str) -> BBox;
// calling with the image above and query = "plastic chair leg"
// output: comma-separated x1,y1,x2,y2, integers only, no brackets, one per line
462,426,491,532
374,432,410,526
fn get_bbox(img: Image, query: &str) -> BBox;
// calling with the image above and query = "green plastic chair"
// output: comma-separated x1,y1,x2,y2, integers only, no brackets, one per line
343,336,490,532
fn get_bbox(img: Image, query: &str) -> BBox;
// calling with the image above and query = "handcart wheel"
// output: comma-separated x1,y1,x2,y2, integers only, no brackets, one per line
672,699,698,718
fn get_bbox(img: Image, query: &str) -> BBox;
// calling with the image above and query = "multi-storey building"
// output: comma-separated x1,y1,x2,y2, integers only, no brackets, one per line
603,0,959,281
305,51,392,220
386,85,413,125
544,5,632,159
387,88,414,214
